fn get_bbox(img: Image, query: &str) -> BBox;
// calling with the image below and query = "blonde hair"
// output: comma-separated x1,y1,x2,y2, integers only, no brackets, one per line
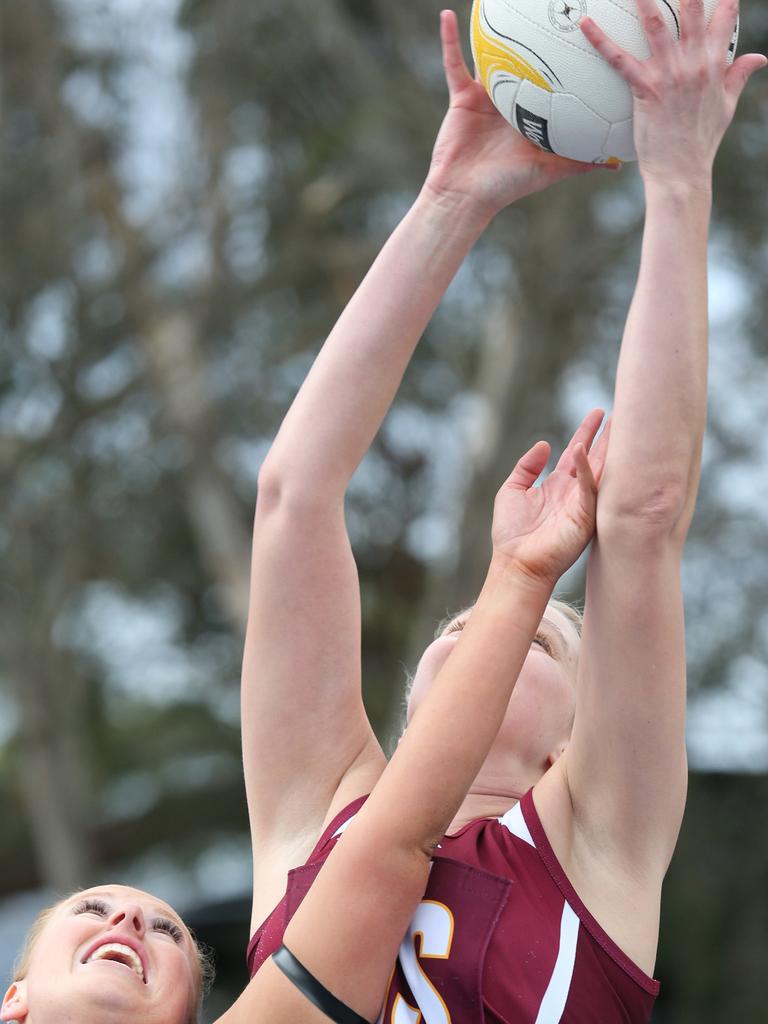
547,597,584,638
12,892,215,1023
434,598,582,641
12,903,58,983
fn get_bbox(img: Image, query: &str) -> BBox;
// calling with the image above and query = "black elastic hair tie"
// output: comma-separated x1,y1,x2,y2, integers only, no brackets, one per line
271,944,370,1024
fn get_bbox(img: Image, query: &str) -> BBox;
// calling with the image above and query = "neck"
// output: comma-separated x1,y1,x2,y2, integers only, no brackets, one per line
446,785,524,836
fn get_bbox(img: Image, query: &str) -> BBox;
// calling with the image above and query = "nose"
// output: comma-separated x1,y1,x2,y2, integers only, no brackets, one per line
109,903,146,937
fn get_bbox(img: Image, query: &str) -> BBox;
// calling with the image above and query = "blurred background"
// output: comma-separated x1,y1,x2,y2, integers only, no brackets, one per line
1,0,767,1019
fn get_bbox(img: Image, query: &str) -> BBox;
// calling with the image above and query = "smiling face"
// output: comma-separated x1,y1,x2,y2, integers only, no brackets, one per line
407,602,581,792
2,885,199,1024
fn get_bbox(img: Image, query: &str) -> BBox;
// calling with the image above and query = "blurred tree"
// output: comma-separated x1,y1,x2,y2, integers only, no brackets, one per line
1,0,767,1018
1,0,250,891
2,0,101,892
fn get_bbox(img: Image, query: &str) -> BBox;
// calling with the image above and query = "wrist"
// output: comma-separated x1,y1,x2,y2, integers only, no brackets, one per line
418,179,499,231
640,172,713,208
473,555,554,646
485,551,558,597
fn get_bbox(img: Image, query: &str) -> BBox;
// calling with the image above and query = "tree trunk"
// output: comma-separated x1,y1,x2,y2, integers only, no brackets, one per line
141,310,252,634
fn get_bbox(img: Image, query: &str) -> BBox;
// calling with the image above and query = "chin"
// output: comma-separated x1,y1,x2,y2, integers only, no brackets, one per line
73,979,147,1013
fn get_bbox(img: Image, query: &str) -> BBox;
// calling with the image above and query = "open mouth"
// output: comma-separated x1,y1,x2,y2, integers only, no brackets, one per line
82,943,146,983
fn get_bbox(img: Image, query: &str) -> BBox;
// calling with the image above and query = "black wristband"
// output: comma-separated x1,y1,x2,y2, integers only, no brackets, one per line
271,944,370,1024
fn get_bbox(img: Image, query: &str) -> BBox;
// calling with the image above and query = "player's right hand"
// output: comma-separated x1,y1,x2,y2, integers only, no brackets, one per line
490,410,609,587
424,9,605,220
580,0,766,191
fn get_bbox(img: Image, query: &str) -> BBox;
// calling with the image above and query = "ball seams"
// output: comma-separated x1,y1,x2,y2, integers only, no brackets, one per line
486,0,648,76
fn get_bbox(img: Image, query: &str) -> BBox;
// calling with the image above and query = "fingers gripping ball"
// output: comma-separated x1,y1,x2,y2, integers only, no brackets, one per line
470,0,738,163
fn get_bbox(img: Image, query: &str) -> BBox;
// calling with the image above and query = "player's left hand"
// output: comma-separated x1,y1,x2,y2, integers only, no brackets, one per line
490,410,610,586
580,0,767,191
424,10,612,220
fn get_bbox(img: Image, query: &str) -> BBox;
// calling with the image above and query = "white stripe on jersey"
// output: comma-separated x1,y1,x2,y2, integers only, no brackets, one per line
534,902,580,1024
498,802,535,847
331,814,357,839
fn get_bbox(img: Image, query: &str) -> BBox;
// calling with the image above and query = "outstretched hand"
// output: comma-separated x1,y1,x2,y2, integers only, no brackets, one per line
580,0,766,189
424,10,611,218
491,410,610,585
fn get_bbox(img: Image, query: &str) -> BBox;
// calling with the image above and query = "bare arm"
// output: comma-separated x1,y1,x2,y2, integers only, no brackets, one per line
244,187,492,933
244,189,490,917
564,0,765,876
568,178,708,869
258,191,489,499
258,10,598,497
259,565,554,1024
221,417,607,1024
244,10,598,921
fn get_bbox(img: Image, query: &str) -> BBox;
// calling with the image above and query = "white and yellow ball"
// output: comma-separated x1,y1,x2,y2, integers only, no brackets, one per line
471,0,739,163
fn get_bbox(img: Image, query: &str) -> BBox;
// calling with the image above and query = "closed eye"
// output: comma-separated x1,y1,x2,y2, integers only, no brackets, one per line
73,898,109,917
72,899,183,944
152,918,184,944
447,621,554,657
532,633,554,656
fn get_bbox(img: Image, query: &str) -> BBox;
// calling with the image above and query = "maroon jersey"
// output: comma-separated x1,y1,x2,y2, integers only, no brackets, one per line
247,792,659,1022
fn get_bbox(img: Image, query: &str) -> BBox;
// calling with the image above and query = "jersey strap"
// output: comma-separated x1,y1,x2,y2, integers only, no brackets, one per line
520,790,660,995
309,795,370,861
272,944,370,1024
247,796,370,975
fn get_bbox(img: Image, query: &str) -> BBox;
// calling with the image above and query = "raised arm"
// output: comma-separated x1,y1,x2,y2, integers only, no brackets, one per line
257,12,598,495
560,0,764,913
243,9,598,924
219,416,608,1024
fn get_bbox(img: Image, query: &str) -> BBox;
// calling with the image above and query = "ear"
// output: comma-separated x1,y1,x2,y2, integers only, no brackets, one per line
1,981,29,1022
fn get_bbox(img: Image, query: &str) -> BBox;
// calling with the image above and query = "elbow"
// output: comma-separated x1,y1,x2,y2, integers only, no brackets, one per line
255,460,285,516
345,828,433,900
597,479,691,548
255,460,343,520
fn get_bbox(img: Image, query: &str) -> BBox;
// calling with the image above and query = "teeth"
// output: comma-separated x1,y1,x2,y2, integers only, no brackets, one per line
85,943,144,980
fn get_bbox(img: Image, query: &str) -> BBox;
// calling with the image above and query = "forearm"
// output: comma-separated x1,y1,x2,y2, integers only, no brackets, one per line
353,558,552,853
279,558,552,1021
261,188,491,496
598,179,712,533
280,838,430,1022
